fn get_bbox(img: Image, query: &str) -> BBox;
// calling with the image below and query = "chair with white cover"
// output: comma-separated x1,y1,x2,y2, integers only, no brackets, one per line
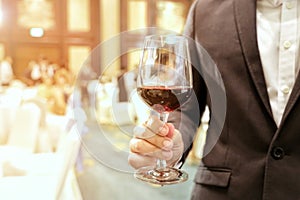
0,117,82,200
6,102,41,153
0,90,23,144
21,97,53,153
21,97,47,128
0,106,11,144
55,124,82,200
0,98,82,200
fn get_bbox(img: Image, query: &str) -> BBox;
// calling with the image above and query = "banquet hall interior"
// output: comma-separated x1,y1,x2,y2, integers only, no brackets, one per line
0,0,209,199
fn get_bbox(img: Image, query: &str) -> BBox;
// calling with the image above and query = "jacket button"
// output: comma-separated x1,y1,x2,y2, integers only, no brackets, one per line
271,147,285,160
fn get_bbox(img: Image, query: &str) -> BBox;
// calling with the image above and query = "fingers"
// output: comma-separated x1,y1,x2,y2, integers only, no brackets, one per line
128,122,184,170
130,137,157,154
129,138,173,161
128,115,179,169
144,115,169,137
133,125,173,149
128,153,156,169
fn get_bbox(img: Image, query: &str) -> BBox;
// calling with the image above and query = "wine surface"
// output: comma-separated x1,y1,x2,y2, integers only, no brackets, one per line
137,86,192,113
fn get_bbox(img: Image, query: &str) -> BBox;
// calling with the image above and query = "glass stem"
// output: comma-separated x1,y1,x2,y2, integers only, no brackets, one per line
156,112,169,171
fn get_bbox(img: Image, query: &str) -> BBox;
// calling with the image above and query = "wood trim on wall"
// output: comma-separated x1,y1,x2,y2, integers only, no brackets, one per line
0,0,100,77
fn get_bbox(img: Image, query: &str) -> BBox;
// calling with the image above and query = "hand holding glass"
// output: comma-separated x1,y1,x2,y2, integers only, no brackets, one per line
135,35,193,185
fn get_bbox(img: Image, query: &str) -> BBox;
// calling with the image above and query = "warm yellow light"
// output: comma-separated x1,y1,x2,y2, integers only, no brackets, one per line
30,27,44,37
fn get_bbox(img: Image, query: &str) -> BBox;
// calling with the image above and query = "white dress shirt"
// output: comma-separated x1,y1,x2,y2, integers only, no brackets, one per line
257,0,300,126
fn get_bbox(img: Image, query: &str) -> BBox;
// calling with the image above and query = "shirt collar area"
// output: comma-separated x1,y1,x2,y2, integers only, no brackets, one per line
259,0,283,6
270,0,282,6
268,0,298,6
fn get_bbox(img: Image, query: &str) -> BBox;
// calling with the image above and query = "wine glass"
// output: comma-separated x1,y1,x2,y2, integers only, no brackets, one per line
135,34,193,185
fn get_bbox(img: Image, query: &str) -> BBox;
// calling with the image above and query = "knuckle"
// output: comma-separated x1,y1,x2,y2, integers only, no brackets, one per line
146,117,163,132
162,150,173,160
151,135,164,148
135,142,141,152
150,150,173,161
129,138,140,153
134,125,156,139
128,154,138,169
159,124,169,136
133,125,146,137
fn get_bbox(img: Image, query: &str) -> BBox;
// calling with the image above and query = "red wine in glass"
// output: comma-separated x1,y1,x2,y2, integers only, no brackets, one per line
137,86,192,113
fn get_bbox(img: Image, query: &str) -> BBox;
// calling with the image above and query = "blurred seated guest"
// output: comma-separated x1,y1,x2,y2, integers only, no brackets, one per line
0,56,14,86
38,56,49,77
46,62,58,79
50,67,73,115
37,76,66,115
22,60,42,86
37,66,74,115
37,76,54,100
54,67,74,95
48,88,67,115
37,76,57,115
30,61,42,84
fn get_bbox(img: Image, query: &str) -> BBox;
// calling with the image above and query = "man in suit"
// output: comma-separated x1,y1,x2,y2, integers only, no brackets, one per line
128,0,300,199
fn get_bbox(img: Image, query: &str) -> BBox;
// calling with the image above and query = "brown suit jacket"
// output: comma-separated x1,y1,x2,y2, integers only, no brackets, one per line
170,0,300,199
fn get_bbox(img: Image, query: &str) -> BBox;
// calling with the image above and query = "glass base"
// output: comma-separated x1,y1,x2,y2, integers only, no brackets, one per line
134,166,188,185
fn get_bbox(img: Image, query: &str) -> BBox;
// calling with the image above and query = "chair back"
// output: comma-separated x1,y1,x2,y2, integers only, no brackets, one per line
55,125,81,199
6,102,41,153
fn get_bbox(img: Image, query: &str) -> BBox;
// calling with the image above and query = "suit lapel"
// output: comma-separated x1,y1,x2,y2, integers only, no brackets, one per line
233,0,274,120
280,74,300,126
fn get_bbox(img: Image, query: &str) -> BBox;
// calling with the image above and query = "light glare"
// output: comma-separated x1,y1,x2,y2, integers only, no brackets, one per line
30,27,44,37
